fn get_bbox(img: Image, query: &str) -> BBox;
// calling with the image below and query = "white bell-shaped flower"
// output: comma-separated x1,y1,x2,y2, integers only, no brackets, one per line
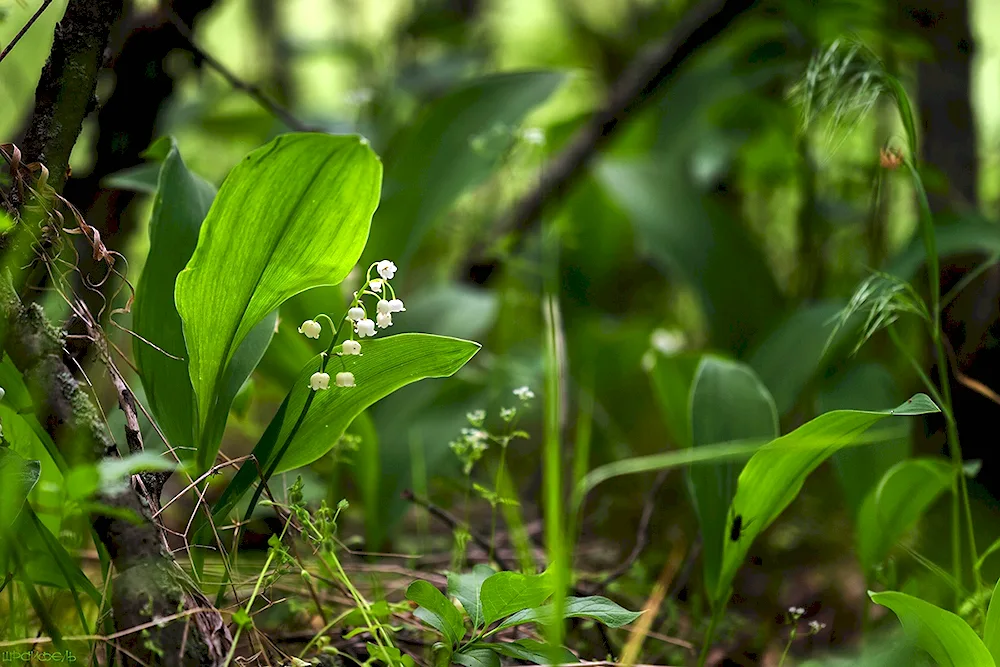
336,371,356,388
369,279,383,292
377,259,397,281
297,319,322,339
376,312,392,329
348,307,365,321
309,372,330,391
342,339,361,355
356,318,376,337
377,299,392,315
387,298,405,313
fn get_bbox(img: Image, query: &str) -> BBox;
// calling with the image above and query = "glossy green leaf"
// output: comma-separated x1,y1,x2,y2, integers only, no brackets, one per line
857,458,953,573
203,334,479,531
175,133,381,470
496,595,642,631
986,579,1000,666
869,590,995,667
134,141,279,465
448,564,496,630
485,639,577,665
480,571,552,625
715,394,939,604
406,580,466,647
688,356,777,600
453,647,501,667
821,363,911,516
367,71,563,269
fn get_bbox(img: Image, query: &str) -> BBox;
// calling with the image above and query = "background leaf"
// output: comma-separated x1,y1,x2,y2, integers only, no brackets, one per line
448,564,496,630
480,571,552,625
497,595,642,631
687,356,777,600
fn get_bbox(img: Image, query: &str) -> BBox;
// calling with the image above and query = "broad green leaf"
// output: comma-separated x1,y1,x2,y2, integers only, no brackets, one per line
869,590,995,667
367,71,563,269
748,301,854,415
453,647,501,667
134,141,278,464
856,459,953,573
448,564,496,630
406,580,466,647
496,595,642,631
715,394,939,604
134,141,215,450
175,133,381,471
202,334,479,532
821,363,910,516
101,162,161,193
480,571,552,625
986,579,1000,666
646,350,702,448
0,447,39,528
688,356,777,600
597,158,783,352
484,639,577,665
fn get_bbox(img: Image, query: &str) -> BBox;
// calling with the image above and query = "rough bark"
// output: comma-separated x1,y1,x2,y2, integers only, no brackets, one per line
7,0,233,663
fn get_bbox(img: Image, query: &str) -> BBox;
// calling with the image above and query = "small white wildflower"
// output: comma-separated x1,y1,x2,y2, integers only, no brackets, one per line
388,298,405,313
335,372,356,388
808,620,826,634
376,312,392,329
342,339,361,355
309,372,330,391
466,410,486,427
377,299,392,315
356,318,376,337
513,386,534,401
500,406,516,421
369,279,383,292
521,128,545,145
297,319,322,339
651,328,686,355
348,307,365,321
788,606,805,620
376,260,397,281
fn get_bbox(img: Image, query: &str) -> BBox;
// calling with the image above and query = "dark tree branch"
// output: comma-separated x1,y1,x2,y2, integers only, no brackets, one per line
491,0,756,255
19,0,123,196
165,7,312,132
0,0,54,64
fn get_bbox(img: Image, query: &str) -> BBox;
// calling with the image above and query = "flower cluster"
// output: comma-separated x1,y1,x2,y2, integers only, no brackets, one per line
450,428,489,475
297,260,406,391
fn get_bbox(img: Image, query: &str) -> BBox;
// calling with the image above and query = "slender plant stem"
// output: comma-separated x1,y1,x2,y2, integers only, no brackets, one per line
489,444,508,561
696,606,723,667
777,629,796,667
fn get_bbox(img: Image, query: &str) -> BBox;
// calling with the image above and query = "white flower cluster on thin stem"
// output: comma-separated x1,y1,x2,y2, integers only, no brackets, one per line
296,260,406,391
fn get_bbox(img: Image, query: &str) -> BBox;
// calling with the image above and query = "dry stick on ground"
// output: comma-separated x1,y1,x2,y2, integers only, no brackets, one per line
487,0,757,257
590,470,670,593
401,489,517,572
164,7,313,132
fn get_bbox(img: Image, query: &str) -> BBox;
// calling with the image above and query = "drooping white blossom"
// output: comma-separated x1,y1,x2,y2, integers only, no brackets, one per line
336,372,356,388
309,372,330,391
369,279,383,292
348,307,365,321
356,318,376,337
297,319,322,339
376,312,392,329
387,298,405,313
377,299,392,315
342,339,361,355
376,259,397,281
